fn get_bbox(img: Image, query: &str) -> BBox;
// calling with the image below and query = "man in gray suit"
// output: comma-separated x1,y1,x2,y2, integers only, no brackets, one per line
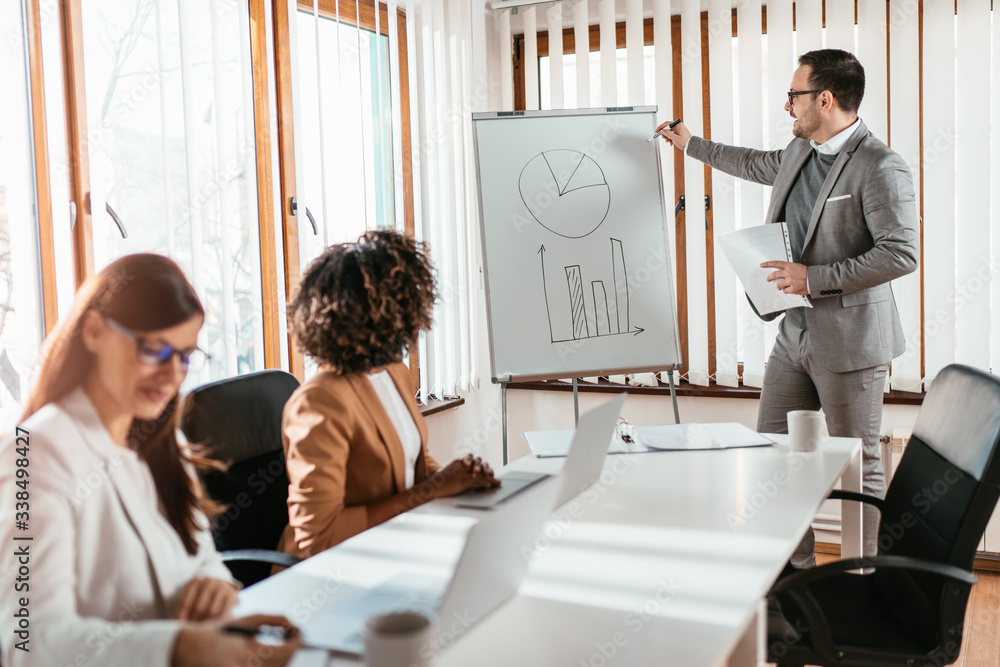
659,49,919,565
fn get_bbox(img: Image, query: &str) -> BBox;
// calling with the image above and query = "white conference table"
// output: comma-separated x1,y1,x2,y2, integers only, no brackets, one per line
236,434,862,667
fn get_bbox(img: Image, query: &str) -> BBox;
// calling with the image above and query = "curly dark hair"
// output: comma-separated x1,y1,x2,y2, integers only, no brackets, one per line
289,229,438,374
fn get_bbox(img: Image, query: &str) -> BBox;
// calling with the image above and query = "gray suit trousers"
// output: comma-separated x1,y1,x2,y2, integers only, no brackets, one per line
758,317,888,567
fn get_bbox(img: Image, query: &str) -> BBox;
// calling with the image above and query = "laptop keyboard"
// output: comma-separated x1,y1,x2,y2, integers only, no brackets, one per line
302,572,448,652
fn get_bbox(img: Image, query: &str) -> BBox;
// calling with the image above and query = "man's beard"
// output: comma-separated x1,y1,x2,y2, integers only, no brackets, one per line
791,106,819,140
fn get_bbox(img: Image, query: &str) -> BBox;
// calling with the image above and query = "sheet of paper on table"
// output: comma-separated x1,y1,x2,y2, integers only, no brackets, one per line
523,422,775,458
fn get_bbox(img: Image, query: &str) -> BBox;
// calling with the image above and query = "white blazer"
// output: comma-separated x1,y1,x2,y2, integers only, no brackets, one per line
0,388,233,667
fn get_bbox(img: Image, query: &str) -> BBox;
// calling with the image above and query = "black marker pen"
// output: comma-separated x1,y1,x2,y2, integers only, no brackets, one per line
648,118,682,142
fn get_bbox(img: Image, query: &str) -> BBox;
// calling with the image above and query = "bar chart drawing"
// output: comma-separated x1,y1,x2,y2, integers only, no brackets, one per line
565,266,590,339
592,281,611,335
540,238,645,344
612,238,629,332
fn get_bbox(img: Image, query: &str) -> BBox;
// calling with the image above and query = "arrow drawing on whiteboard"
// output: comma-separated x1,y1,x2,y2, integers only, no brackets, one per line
540,238,646,344
538,245,555,343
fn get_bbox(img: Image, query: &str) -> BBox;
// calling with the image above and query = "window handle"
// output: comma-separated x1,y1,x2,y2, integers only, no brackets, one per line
106,202,128,239
290,197,318,235
304,206,318,235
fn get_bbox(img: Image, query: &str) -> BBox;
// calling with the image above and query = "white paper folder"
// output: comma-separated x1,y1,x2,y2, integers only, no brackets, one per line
717,223,813,316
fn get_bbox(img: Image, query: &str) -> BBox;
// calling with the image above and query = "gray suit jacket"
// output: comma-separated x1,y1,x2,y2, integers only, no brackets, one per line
687,120,919,373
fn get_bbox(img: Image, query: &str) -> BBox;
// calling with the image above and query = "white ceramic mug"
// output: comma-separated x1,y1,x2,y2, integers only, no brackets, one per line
787,410,826,452
363,611,434,667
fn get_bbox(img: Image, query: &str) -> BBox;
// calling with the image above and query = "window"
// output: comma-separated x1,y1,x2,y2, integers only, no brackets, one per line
294,0,414,381
78,0,266,386
13,0,439,402
0,0,45,428
295,2,408,265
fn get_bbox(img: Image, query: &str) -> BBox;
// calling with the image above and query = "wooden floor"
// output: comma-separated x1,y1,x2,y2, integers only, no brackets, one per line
955,567,1000,667
767,554,1000,666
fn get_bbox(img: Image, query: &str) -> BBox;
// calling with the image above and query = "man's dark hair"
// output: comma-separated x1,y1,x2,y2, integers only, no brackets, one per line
798,49,865,114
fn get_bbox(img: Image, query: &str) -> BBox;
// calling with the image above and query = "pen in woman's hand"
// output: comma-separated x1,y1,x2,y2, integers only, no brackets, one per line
222,623,298,644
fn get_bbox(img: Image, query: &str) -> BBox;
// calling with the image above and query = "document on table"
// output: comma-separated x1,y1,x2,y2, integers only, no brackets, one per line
523,422,775,458
718,223,812,316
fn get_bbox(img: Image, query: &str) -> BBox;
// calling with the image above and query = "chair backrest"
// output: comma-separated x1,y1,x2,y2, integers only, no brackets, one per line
875,364,1000,643
180,370,300,584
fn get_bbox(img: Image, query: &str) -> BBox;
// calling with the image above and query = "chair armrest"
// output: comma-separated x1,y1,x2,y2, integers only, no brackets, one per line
827,489,884,511
221,549,302,570
771,554,977,593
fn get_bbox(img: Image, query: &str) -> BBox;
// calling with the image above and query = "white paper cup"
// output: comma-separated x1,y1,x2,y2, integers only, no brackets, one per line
363,611,434,667
787,410,826,452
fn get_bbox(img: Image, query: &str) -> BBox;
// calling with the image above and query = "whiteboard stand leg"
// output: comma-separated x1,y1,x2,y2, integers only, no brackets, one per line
667,369,681,424
572,378,580,427
501,381,508,466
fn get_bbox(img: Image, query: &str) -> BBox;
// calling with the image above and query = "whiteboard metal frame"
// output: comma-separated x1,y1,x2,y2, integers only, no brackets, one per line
472,106,682,384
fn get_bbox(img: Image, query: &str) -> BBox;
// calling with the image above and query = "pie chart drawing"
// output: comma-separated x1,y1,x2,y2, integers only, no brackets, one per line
518,150,611,238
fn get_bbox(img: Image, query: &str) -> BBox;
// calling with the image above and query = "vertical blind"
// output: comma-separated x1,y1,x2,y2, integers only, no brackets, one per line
735,0,767,388
888,0,921,391
494,0,999,392
921,0,954,386
708,0,735,388
408,0,481,399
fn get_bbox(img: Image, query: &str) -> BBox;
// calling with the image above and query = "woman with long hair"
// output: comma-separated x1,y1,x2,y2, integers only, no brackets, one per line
278,229,498,559
0,254,298,666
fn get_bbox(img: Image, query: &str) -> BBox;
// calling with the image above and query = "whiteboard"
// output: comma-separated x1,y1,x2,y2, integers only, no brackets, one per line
473,107,681,382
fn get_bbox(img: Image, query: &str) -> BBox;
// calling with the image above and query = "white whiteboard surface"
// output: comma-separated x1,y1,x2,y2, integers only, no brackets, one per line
473,107,680,382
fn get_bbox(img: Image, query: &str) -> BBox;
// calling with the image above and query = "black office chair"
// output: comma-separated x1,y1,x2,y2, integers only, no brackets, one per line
180,370,302,587
767,364,1000,666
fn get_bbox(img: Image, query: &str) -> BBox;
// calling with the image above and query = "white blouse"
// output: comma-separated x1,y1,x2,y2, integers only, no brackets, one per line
0,387,233,667
368,369,422,489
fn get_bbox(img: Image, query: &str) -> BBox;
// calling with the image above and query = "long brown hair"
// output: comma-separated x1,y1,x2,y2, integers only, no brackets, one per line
22,254,217,555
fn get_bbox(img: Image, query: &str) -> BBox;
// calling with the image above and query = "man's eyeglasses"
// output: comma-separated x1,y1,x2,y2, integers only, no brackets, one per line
105,317,210,372
787,89,824,106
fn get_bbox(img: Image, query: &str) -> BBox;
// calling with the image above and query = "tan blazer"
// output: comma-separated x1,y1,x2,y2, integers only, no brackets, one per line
278,362,439,559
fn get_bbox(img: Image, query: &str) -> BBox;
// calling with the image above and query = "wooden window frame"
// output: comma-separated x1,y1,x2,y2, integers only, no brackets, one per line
24,0,58,335
60,0,94,290
248,0,283,372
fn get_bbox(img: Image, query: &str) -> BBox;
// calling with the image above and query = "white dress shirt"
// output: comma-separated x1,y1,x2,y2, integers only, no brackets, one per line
810,117,861,155
368,369,422,489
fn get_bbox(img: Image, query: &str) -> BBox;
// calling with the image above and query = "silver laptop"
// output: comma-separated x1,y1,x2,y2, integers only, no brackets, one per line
299,475,561,655
454,393,626,509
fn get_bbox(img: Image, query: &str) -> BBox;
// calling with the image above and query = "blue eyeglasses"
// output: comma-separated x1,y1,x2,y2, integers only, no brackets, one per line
104,317,210,371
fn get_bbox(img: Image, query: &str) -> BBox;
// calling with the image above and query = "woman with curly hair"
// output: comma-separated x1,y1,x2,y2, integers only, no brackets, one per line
278,230,498,559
